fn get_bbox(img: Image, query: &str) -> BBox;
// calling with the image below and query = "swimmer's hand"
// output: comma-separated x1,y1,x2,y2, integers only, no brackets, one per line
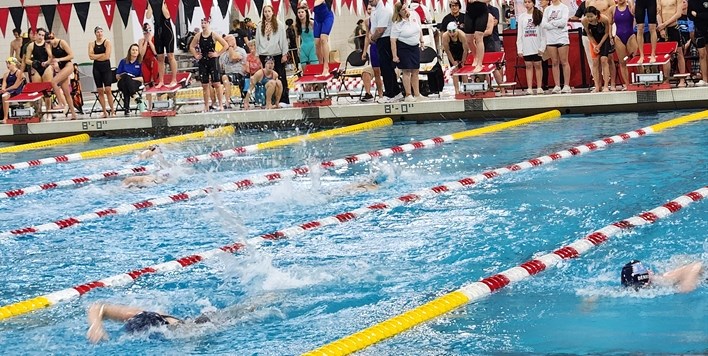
87,323,109,344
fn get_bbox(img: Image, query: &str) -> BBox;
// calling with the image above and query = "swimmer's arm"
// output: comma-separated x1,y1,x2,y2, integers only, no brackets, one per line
660,261,704,293
86,303,143,343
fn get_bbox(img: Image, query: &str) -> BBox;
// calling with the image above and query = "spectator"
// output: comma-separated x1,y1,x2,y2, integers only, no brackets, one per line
230,20,250,51
243,56,281,110
485,3,506,91
370,0,402,102
570,0,596,82
244,18,257,39
296,5,318,66
312,0,336,75
147,0,179,88
541,0,572,93
464,0,489,73
688,0,708,85
115,44,144,116
139,22,159,111
582,6,613,92
516,0,546,95
10,28,22,59
47,34,78,119
442,22,470,94
1,57,25,124
362,3,384,101
220,35,248,107
391,1,424,102
256,5,290,105
88,26,115,117
190,17,229,112
246,40,262,77
439,0,465,33
286,18,300,67
354,19,367,51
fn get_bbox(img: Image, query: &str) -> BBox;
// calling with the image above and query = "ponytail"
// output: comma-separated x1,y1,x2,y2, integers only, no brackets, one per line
532,8,543,26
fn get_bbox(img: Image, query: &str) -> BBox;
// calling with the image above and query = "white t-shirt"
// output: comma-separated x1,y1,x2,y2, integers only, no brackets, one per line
391,19,421,46
541,3,569,45
371,1,393,38
516,12,545,56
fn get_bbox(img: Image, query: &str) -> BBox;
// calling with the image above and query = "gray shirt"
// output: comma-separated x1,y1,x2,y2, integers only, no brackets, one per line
255,20,288,56
220,46,247,75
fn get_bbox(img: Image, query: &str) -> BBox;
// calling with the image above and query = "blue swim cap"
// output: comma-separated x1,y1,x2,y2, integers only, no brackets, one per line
123,312,169,333
621,260,650,289
372,172,389,185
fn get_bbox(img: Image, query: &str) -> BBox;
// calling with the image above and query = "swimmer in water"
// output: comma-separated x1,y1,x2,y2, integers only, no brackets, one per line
342,172,389,193
86,302,211,344
136,144,162,160
122,172,169,188
621,260,704,293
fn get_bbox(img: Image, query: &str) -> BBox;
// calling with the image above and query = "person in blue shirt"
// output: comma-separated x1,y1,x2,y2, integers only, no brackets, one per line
115,44,144,116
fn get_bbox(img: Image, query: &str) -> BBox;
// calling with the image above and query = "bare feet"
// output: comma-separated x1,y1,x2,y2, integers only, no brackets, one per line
590,88,599,93
101,111,108,118
649,55,656,63
156,82,165,89
472,65,483,73
169,81,178,87
638,55,644,63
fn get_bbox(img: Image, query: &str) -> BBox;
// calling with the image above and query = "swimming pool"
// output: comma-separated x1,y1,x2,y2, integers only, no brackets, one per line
0,112,705,354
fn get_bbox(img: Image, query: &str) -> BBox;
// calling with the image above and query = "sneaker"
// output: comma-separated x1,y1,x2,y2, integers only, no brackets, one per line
551,86,561,94
404,96,416,103
415,95,427,102
696,80,707,87
380,93,404,103
561,86,572,94
526,88,534,95
360,93,374,102
536,88,544,95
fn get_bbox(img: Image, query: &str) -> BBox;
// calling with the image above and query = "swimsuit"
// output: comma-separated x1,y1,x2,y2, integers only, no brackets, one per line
299,26,318,64
449,35,464,62
51,41,70,70
92,40,113,88
614,5,634,45
142,38,159,85
464,1,489,34
5,70,24,97
31,42,49,77
588,22,614,57
149,0,175,54
313,2,334,38
198,32,220,83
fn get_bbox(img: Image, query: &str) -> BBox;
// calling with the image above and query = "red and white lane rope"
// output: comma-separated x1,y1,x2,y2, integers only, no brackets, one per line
460,186,708,301
0,134,459,237
0,153,83,172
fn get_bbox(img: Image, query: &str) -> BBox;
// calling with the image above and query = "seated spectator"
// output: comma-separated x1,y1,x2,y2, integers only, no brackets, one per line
1,57,26,123
220,35,248,107
246,40,262,77
115,44,144,116
243,56,281,110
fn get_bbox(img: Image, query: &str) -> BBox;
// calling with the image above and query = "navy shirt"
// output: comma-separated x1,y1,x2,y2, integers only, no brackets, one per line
488,5,500,42
116,59,141,77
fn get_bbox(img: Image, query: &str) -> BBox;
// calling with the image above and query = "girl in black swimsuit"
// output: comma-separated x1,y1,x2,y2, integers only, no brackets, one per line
47,34,77,119
89,26,115,117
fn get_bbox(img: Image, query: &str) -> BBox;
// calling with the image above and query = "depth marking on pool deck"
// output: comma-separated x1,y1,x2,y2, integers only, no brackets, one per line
0,111,559,235
0,118,393,200
0,111,701,321
0,126,235,172
304,186,708,356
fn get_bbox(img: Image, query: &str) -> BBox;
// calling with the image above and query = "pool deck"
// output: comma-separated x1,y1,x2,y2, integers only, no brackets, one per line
1,86,706,142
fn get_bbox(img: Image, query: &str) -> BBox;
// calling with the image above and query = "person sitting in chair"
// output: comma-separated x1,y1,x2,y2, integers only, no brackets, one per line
219,35,247,108
1,57,26,124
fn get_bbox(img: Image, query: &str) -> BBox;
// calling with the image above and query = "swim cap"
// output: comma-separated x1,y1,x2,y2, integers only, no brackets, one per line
264,56,275,63
621,260,650,289
123,312,169,333
447,22,457,32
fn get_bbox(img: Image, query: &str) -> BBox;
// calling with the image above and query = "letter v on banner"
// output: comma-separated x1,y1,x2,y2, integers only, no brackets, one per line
100,0,117,30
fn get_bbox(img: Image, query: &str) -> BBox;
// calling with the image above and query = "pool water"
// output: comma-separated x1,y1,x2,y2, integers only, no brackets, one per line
0,112,705,354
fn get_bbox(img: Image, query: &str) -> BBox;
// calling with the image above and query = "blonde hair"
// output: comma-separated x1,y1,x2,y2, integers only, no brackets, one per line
392,2,405,22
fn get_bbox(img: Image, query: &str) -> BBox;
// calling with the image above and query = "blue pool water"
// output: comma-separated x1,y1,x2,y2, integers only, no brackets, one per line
0,112,706,354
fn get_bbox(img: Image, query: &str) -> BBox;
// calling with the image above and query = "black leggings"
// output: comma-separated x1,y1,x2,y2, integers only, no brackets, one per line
117,75,142,112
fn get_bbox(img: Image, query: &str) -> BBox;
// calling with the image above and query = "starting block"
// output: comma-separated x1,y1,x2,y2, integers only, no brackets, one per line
7,82,54,124
626,42,677,91
141,72,191,117
294,63,340,108
453,52,505,99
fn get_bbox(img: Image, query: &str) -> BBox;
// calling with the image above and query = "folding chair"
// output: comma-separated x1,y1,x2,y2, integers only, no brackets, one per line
336,50,369,101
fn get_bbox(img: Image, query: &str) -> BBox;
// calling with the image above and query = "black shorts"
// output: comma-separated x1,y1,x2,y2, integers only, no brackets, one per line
547,43,568,48
635,0,657,24
92,61,113,88
696,26,708,48
484,37,501,52
198,57,221,84
464,2,488,34
664,26,685,47
154,20,175,55
523,54,542,62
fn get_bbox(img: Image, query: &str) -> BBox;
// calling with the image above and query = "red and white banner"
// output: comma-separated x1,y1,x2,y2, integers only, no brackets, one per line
56,3,72,33
99,0,116,30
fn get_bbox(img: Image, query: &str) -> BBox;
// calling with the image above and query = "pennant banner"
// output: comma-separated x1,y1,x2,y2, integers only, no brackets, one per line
217,0,229,18
116,0,132,28
133,0,147,26
166,0,179,24
74,2,90,31
272,0,281,16
57,3,72,32
200,0,213,19
41,5,56,32
232,0,249,17
0,8,8,37
254,0,264,17
9,7,23,31
100,0,116,30
288,0,298,13
183,0,198,25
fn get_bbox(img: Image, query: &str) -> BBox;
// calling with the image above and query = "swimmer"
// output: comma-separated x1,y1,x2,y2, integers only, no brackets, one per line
86,302,211,344
122,173,168,188
342,172,389,193
621,259,704,293
137,144,162,160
